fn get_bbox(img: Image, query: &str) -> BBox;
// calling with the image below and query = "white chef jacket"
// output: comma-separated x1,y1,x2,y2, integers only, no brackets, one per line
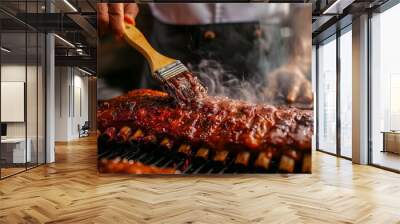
149,3,290,25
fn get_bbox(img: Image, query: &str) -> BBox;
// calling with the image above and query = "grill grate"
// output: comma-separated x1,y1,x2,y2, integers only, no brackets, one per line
98,142,286,174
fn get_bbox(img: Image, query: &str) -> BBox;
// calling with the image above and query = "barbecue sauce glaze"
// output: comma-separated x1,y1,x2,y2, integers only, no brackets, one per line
162,71,208,106
98,89,313,153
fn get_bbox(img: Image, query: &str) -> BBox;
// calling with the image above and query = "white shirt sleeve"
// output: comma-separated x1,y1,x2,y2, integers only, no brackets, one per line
149,3,290,25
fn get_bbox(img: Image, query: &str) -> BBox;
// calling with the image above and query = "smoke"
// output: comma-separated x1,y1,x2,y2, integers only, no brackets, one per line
189,59,269,104
185,22,292,105
186,20,311,107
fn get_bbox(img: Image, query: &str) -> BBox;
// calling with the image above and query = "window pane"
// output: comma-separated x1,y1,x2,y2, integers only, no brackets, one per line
1,30,28,177
371,3,400,171
0,0,46,179
38,32,45,165
27,30,38,169
318,37,337,154
340,29,352,158
312,45,317,151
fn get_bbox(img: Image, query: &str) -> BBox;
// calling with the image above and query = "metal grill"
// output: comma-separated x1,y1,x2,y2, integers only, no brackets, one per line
98,141,284,174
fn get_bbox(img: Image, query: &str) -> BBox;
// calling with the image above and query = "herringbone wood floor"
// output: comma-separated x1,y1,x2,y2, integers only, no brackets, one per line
1,136,400,224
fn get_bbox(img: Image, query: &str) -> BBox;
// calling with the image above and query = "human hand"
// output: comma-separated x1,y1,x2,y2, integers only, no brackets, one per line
264,63,313,105
97,3,139,37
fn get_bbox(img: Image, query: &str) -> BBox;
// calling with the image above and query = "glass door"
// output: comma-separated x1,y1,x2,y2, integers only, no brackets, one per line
1,30,28,178
0,1,47,179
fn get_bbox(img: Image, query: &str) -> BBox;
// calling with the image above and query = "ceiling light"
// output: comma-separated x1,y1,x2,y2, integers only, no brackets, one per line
76,48,87,56
322,0,354,15
323,0,341,14
1,47,11,53
54,34,75,48
78,67,93,76
63,0,78,12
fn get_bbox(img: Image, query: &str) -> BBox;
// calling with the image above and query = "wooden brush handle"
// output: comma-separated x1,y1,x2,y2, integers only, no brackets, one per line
123,22,176,72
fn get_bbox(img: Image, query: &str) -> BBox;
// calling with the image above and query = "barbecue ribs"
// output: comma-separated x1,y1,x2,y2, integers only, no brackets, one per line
97,89,313,173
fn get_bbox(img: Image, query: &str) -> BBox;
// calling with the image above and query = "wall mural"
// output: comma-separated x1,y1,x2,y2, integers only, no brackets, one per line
97,3,313,174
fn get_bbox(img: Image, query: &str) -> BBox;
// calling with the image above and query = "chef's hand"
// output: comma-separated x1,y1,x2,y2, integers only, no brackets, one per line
97,3,139,37
264,63,313,105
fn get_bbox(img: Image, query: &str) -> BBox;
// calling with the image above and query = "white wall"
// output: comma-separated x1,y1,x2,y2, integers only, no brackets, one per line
72,73,89,138
55,66,70,141
54,67,89,141
1,65,42,138
1,65,26,138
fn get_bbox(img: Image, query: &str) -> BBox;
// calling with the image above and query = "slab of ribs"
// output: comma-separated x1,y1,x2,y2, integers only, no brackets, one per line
97,89,313,174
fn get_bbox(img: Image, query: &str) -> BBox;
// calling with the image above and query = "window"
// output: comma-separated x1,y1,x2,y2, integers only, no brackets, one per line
312,45,317,151
317,36,337,154
339,28,352,158
370,3,400,171
0,1,47,179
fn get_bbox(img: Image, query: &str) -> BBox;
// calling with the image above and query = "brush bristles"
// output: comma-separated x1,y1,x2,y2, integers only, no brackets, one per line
154,60,188,82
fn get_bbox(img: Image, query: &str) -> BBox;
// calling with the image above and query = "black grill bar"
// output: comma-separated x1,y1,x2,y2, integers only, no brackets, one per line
99,143,233,174
98,140,306,174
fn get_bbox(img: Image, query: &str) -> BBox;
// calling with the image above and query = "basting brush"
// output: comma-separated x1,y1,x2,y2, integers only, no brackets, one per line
123,17,207,104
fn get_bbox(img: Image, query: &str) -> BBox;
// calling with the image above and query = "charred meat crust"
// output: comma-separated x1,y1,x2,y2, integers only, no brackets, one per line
98,89,313,154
